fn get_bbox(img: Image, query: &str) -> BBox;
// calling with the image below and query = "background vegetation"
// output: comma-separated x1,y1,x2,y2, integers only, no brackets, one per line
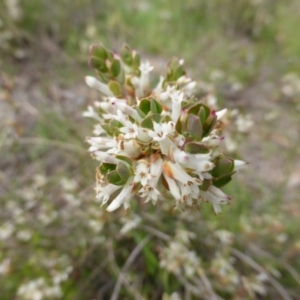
1,0,300,299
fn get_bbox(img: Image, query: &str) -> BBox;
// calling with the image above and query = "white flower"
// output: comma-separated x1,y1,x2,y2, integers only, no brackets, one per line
120,214,142,235
200,185,231,214
106,177,134,211
131,61,154,97
148,122,175,141
0,258,10,275
216,108,227,120
235,113,254,133
159,85,176,102
16,230,32,242
82,105,101,121
170,90,184,122
0,223,14,240
163,161,202,185
85,76,114,96
139,185,161,204
87,137,117,152
96,184,120,205
120,121,139,139
93,151,119,163
117,138,141,158
148,122,175,155
134,160,152,186
111,100,143,122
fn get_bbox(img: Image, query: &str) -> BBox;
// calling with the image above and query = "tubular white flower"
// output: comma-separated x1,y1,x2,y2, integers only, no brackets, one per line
163,161,202,185
138,156,163,203
136,127,152,143
87,137,117,152
234,160,248,169
148,122,174,141
169,146,190,164
216,108,227,120
200,185,231,214
114,109,127,125
139,185,160,204
93,151,119,164
148,122,175,155
134,160,152,186
170,90,184,122
153,76,164,94
82,106,102,121
163,175,181,202
94,101,117,115
117,139,141,158
106,177,134,211
111,101,143,122
139,61,153,96
183,81,196,97
120,121,139,139
178,182,200,206
93,124,105,135
85,76,114,96
149,156,163,180
202,135,224,147
159,85,176,102
96,184,120,205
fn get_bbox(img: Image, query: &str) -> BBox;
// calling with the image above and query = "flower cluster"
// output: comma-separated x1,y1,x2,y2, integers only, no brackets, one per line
84,44,246,214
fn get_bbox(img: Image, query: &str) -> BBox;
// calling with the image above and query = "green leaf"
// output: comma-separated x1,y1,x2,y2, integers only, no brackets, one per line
203,113,217,137
116,162,131,182
108,81,122,97
213,175,233,188
211,157,235,178
99,163,116,176
96,71,110,84
120,45,133,65
89,44,108,61
107,170,125,185
199,179,211,191
150,98,162,114
139,99,151,115
198,106,209,124
110,59,121,78
173,65,186,81
141,113,162,129
136,107,146,119
175,118,182,134
110,119,123,136
133,53,141,68
184,143,209,154
187,114,202,140
115,155,133,166
101,123,112,136
89,57,108,73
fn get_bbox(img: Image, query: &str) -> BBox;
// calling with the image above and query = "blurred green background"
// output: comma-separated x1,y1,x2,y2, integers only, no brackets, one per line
1,0,300,299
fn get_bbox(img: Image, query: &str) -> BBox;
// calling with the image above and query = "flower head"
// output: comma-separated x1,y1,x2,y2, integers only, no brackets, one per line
84,44,245,214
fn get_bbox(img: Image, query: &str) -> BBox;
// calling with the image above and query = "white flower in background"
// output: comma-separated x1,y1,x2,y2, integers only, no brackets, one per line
0,223,14,240
0,258,11,275
160,241,201,278
17,278,62,300
214,230,234,245
235,113,254,133
84,44,246,214
16,230,32,242
120,214,142,235
5,0,22,21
